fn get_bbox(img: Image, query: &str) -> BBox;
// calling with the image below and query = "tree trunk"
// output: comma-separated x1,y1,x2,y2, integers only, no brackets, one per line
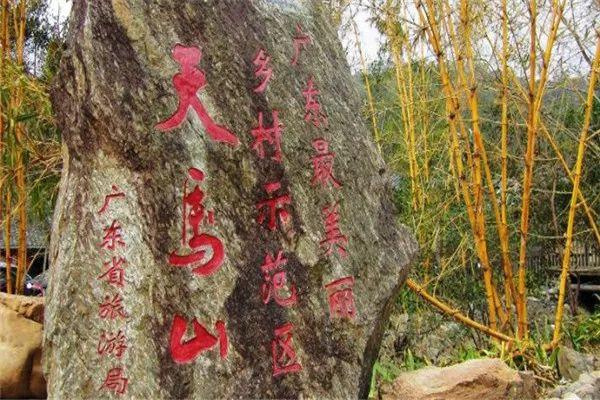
43,1,418,398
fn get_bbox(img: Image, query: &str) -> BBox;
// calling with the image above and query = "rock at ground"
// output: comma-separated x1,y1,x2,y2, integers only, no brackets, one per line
558,346,599,382
546,371,600,400
43,1,417,399
0,292,44,323
379,358,538,400
0,294,46,399
379,310,479,366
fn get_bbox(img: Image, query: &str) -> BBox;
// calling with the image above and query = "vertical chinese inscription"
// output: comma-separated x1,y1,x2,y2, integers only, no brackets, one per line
97,186,129,395
290,26,357,321
166,167,230,364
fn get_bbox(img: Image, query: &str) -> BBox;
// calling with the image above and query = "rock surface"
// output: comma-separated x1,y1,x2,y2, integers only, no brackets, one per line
558,346,600,382
0,294,46,399
379,358,538,400
546,371,600,400
43,1,417,399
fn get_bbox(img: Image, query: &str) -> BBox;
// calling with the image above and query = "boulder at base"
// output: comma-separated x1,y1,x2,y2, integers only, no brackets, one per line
0,294,46,399
557,346,600,382
379,358,538,400
43,1,417,399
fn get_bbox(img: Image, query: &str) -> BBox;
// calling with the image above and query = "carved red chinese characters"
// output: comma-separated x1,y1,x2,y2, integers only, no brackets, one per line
325,276,356,320
320,203,348,257
260,251,297,307
256,182,292,231
302,77,327,128
169,168,225,277
97,186,130,394
156,44,239,146
311,138,341,188
253,49,273,93
169,315,228,364
98,257,127,288
101,220,126,251
99,294,128,320
98,185,125,214
251,111,284,162
97,330,128,358
290,24,311,66
271,323,302,377
100,368,128,395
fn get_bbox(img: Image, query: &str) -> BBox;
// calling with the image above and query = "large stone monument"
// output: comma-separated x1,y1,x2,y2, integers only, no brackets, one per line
43,1,417,398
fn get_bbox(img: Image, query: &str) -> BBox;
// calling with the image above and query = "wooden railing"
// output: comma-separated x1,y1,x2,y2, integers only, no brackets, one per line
527,241,600,274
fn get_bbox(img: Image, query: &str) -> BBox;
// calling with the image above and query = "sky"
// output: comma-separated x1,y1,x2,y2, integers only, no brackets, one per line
46,0,384,70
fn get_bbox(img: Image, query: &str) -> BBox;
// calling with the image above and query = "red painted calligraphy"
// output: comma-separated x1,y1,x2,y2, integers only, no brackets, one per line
253,49,273,93
100,367,128,395
260,251,297,307
156,44,239,146
302,77,327,128
251,111,284,162
311,138,341,188
98,257,127,288
320,203,348,257
99,294,127,320
100,220,126,251
325,276,356,320
98,185,125,214
271,322,302,377
169,168,225,277
290,24,311,66
169,315,228,364
97,330,128,358
256,182,292,231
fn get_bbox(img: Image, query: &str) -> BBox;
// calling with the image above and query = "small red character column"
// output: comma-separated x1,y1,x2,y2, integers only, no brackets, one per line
97,186,130,395
248,40,304,377
167,167,229,364
290,30,358,321
156,44,239,146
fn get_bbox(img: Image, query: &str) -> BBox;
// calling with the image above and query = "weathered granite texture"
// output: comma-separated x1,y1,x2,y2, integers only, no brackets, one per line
44,1,417,398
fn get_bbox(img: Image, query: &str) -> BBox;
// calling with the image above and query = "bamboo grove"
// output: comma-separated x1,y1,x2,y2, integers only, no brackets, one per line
1,0,61,295
344,0,600,351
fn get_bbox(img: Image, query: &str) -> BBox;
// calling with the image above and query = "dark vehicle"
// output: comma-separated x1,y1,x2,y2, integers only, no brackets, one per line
0,261,36,295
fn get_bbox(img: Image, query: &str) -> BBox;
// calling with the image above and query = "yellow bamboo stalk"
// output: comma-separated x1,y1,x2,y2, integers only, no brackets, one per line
397,11,422,211
4,190,11,294
0,0,7,293
540,124,600,246
386,2,421,211
439,1,476,182
508,69,600,247
14,0,27,294
416,0,501,330
351,17,381,153
418,43,430,182
500,0,511,307
463,2,515,324
407,278,513,342
550,35,600,349
517,0,565,339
